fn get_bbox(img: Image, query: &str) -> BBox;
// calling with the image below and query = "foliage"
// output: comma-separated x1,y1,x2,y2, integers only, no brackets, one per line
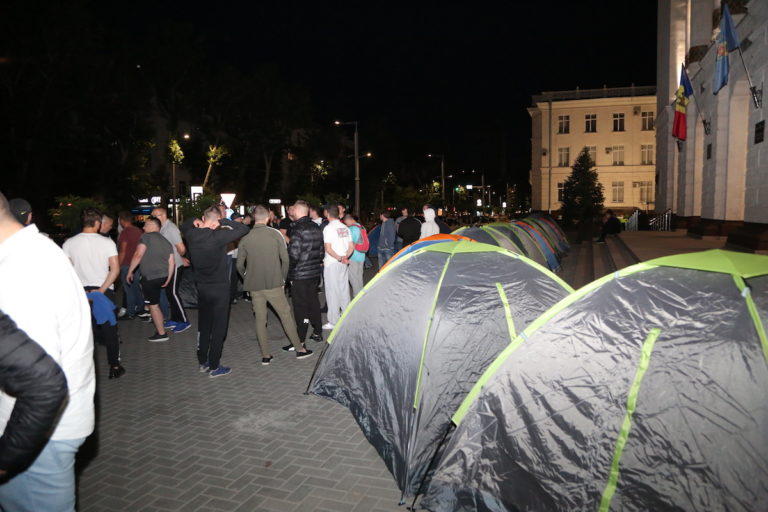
179,193,219,220
168,139,185,165
295,192,323,209
202,144,229,192
48,196,108,234
560,147,604,227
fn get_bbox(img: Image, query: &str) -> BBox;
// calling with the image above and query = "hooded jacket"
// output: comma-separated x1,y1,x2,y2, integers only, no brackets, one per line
287,216,324,281
420,208,440,239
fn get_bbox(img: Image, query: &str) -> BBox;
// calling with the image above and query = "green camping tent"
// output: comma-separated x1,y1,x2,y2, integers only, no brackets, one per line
422,250,768,512
308,241,573,503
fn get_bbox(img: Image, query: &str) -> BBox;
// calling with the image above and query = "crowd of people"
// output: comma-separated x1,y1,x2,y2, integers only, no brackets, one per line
0,188,457,511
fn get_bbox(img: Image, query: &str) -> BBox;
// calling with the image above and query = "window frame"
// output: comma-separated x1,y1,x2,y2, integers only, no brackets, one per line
584,114,597,133
612,145,625,166
557,115,570,134
641,144,654,165
641,111,655,131
557,147,570,167
612,113,625,132
611,181,625,203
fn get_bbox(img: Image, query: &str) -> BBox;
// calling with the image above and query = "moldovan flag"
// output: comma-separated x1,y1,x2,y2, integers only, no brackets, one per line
672,66,693,141
713,3,740,94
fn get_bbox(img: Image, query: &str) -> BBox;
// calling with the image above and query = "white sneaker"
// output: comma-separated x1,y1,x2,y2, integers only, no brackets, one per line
117,307,127,318
322,322,335,330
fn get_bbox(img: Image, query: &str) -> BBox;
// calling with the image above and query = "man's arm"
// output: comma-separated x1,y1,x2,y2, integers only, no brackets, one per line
180,218,197,237
161,254,174,288
324,243,344,262
175,242,186,257
117,240,129,266
278,234,290,279
126,244,146,283
214,219,250,244
0,311,68,478
236,240,247,278
99,255,119,294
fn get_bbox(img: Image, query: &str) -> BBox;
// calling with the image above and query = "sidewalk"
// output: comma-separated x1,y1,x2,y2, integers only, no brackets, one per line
619,230,726,262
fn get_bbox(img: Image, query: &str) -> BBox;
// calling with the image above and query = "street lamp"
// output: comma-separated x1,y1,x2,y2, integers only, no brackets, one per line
334,120,360,217
427,153,446,205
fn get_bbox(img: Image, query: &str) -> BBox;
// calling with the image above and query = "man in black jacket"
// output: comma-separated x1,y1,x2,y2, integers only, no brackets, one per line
0,311,68,480
287,201,324,343
182,207,250,377
396,207,422,248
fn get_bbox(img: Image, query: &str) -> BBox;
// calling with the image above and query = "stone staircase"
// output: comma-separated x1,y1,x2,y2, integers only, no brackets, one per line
559,234,641,290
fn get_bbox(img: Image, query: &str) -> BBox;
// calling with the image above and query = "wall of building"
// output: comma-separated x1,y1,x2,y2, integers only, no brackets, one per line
529,94,657,212
664,0,767,227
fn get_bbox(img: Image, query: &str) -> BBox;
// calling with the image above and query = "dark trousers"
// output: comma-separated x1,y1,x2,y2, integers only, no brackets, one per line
291,277,322,342
196,283,230,370
165,267,188,323
85,287,120,367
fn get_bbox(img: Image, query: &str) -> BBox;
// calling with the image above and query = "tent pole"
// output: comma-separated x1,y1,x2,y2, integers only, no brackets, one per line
407,423,455,511
304,342,331,395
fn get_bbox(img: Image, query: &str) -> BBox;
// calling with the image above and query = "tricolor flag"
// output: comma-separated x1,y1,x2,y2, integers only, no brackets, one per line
673,66,693,141
713,3,740,94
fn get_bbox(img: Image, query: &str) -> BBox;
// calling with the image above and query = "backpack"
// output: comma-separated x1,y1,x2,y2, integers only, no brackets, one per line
353,223,370,252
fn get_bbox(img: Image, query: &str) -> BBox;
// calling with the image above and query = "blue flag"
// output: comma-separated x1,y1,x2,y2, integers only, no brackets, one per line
713,4,740,94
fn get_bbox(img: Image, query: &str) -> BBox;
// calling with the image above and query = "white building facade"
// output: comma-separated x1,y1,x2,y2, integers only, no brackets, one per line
528,87,657,213
656,0,768,249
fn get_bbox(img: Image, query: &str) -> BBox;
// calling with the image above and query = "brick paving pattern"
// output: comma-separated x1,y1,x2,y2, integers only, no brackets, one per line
78,297,403,512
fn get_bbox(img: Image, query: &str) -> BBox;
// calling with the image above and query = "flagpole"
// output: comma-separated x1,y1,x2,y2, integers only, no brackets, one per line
736,47,762,108
686,94,711,135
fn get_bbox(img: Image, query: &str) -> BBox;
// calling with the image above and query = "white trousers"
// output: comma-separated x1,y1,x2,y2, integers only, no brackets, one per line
324,261,350,324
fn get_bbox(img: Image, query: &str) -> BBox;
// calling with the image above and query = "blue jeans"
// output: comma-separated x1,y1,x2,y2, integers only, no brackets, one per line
0,437,85,512
120,265,144,316
378,249,394,270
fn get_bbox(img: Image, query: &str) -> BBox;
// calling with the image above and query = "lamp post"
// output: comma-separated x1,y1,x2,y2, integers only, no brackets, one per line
334,120,360,217
427,153,446,205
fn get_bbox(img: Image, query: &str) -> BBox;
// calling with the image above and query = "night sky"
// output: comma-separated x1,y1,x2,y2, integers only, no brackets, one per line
89,1,658,188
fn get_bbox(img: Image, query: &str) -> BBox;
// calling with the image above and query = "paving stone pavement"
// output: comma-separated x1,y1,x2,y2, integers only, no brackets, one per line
78,294,404,512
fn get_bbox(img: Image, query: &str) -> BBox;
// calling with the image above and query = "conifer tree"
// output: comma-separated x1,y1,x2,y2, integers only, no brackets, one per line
560,147,604,229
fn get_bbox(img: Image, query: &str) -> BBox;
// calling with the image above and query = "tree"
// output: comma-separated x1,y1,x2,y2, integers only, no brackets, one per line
202,145,228,192
560,147,604,233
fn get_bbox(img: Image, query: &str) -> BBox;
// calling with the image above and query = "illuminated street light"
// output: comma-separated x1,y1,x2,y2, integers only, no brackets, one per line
182,133,190,140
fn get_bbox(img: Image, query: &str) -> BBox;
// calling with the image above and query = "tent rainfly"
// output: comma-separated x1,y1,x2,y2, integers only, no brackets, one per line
422,249,768,512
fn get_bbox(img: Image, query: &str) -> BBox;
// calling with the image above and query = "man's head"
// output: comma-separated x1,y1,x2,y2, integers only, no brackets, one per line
150,207,168,223
309,205,322,220
325,205,340,220
287,205,296,221
100,213,114,234
343,214,356,227
337,203,346,218
143,217,161,233
82,207,102,232
231,212,244,222
201,206,222,229
8,198,32,226
0,191,23,241
400,207,409,217
293,200,309,218
252,205,270,225
380,210,391,222
118,211,133,229
242,214,253,225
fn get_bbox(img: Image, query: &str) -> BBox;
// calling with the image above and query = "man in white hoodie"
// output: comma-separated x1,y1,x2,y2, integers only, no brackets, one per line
420,208,440,239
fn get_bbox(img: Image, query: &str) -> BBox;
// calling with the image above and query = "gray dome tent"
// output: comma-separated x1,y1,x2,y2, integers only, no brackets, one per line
423,250,768,512
308,241,573,503
452,227,523,256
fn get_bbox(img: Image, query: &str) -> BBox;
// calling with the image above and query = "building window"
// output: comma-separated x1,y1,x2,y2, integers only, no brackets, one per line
558,147,570,167
613,113,625,132
586,146,597,164
756,120,765,144
558,115,570,134
612,145,625,165
633,181,653,204
641,111,655,131
612,181,624,203
557,182,564,202
585,114,597,133
641,144,654,165
706,143,712,160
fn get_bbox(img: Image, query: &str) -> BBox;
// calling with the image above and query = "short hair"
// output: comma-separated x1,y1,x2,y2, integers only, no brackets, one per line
294,200,309,215
144,217,161,229
82,207,103,227
0,191,11,221
151,206,167,215
252,205,269,222
102,213,114,223
326,205,340,219
203,206,222,221
380,210,391,219
118,211,133,223
310,205,322,215
400,206,409,214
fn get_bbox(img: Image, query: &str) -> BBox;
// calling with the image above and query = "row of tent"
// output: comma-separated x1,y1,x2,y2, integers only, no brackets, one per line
308,229,768,511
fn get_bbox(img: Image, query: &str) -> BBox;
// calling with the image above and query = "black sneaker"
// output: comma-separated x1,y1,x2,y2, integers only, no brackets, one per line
262,356,274,366
296,349,314,360
148,332,169,342
309,333,323,343
282,344,295,352
108,365,126,379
